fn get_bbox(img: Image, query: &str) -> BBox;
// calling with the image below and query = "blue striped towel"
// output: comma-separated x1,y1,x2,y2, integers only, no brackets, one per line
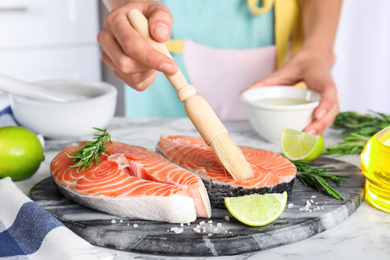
0,106,18,127
0,177,113,260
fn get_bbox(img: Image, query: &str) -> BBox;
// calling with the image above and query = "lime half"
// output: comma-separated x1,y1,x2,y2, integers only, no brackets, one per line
280,127,324,161
225,192,287,226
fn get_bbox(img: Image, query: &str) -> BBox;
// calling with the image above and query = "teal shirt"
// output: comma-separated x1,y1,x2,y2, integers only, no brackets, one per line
125,0,274,118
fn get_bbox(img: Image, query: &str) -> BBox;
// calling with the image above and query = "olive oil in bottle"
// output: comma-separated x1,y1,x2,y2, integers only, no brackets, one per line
361,126,390,213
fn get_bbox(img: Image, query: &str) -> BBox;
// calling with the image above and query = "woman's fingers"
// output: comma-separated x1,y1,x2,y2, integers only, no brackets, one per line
246,63,301,90
144,4,173,42
101,49,157,91
304,103,339,135
98,1,177,91
98,28,150,74
303,80,339,135
105,6,177,75
113,69,158,92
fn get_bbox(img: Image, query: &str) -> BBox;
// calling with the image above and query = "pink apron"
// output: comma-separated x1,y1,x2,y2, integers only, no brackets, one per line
182,40,276,120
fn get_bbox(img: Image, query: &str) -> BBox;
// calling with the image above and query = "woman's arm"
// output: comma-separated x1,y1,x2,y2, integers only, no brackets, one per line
301,0,342,60
300,0,342,135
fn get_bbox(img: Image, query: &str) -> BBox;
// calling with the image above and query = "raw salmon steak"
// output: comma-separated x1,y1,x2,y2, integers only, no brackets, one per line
157,135,297,208
50,141,211,223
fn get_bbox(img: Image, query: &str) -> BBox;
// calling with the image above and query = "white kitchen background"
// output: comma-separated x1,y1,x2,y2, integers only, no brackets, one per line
0,0,389,116
0,0,125,116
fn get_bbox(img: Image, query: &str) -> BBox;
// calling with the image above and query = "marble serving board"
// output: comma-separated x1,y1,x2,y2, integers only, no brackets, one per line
29,156,365,257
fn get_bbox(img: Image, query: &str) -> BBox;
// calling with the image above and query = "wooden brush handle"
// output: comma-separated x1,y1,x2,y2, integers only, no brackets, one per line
128,9,227,144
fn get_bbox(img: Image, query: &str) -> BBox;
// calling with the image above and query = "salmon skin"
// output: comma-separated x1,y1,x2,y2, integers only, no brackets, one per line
157,135,297,208
50,141,211,224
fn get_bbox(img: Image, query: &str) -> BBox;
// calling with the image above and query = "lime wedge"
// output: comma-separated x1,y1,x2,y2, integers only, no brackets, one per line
225,192,287,226
280,127,324,161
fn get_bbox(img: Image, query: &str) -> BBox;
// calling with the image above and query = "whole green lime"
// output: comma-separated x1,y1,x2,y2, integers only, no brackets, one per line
0,126,44,180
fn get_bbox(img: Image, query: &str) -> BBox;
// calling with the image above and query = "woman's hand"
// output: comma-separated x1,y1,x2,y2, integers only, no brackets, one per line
246,48,339,136
98,1,177,91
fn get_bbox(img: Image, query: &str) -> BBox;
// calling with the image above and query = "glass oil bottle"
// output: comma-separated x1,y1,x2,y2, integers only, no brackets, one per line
361,126,390,213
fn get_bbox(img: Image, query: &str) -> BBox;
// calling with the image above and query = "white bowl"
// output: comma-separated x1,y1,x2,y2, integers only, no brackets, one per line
241,86,321,143
10,80,117,139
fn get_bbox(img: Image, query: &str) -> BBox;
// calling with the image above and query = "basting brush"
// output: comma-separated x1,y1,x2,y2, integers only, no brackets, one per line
128,9,253,180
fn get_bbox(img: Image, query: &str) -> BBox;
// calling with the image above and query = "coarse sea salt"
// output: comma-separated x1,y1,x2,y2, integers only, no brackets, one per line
287,203,294,208
192,225,202,233
170,227,184,234
111,220,117,224
159,220,233,236
298,198,325,212
299,200,312,211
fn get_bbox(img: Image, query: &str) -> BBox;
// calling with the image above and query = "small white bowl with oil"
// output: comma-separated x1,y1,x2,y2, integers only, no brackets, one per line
241,86,321,143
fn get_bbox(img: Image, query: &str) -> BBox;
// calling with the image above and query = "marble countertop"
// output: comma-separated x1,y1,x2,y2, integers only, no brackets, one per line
14,117,390,260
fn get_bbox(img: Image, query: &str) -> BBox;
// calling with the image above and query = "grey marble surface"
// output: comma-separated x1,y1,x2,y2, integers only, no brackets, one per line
29,156,364,256
15,117,390,260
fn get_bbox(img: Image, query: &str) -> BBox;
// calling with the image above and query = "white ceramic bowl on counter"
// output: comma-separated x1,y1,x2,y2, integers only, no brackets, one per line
10,80,117,139
241,86,321,143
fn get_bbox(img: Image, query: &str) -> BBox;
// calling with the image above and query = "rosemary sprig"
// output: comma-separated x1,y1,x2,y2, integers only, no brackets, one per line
66,127,112,171
324,111,390,155
323,133,370,156
291,160,350,200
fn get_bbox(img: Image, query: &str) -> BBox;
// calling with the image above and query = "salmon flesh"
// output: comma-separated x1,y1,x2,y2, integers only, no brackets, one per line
50,141,211,223
157,135,297,208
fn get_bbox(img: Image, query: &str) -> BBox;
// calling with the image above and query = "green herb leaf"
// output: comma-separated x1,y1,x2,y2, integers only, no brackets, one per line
66,127,112,171
324,111,390,156
291,160,349,200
